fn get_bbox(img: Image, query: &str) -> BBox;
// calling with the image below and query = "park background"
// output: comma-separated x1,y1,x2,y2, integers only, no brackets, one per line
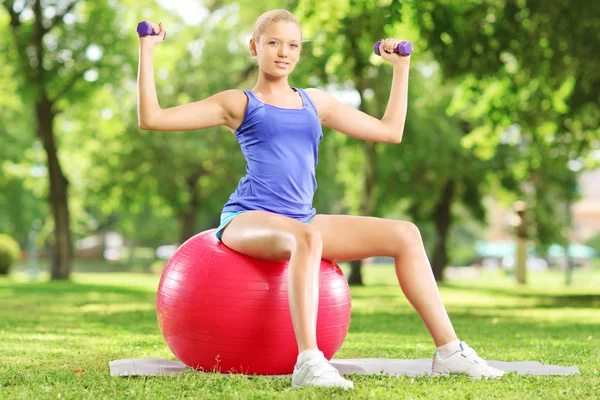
1,0,599,398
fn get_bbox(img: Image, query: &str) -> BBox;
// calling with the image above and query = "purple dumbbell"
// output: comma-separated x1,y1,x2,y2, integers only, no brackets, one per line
137,21,166,40
374,40,412,56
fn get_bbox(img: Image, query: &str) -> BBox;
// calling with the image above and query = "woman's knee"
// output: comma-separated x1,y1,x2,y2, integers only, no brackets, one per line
392,220,423,246
292,224,322,254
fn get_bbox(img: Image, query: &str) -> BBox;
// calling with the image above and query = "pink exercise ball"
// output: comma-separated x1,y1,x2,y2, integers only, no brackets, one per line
156,229,352,375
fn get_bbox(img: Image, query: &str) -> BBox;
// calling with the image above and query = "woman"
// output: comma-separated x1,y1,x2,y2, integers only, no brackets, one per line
137,9,504,390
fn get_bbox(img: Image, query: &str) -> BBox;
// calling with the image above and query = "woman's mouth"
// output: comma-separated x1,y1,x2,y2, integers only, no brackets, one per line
275,61,289,68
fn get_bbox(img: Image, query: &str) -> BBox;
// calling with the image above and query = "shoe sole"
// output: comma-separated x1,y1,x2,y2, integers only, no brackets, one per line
431,372,503,380
292,383,354,390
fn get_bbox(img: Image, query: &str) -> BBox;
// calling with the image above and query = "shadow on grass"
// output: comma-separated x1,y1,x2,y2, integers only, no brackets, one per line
350,283,600,309
441,284,600,309
2,280,153,298
348,309,594,340
1,278,597,341
0,280,159,335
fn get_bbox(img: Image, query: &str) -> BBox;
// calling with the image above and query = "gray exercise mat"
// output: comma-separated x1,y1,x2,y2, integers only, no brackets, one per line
109,358,580,377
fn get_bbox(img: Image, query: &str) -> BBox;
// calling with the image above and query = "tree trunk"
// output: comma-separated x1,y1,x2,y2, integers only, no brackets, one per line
348,260,363,285
564,190,574,286
431,179,455,281
515,201,528,284
179,173,202,244
4,0,84,280
127,236,136,265
36,97,72,280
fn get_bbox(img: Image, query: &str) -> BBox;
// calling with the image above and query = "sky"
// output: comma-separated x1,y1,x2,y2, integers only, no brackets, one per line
157,0,209,25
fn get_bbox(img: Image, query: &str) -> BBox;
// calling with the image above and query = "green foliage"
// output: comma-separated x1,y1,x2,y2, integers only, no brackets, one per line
586,234,600,254
293,0,410,218
0,234,21,275
0,0,169,266
412,0,599,249
2,0,596,276
83,8,251,244
150,260,167,275
0,14,43,243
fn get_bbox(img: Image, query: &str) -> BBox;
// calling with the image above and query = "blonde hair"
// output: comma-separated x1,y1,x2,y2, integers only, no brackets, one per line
252,9,302,45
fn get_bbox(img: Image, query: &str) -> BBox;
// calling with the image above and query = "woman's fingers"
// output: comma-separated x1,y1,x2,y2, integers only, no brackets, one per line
382,38,400,53
388,40,396,53
138,21,166,46
147,22,165,42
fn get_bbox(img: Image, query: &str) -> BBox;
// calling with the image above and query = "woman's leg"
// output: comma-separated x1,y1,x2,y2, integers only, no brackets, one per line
310,214,504,379
309,214,457,346
220,210,323,353
221,211,355,388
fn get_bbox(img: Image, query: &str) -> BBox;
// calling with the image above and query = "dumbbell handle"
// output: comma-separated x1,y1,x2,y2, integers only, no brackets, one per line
374,40,412,56
137,21,166,40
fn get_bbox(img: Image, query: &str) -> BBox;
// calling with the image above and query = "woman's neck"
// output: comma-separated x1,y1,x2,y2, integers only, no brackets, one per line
252,74,293,95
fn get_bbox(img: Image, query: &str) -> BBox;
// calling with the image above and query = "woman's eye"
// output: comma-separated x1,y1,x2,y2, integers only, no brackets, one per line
291,44,298,48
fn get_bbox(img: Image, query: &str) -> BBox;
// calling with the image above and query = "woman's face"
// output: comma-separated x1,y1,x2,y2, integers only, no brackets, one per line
251,21,302,77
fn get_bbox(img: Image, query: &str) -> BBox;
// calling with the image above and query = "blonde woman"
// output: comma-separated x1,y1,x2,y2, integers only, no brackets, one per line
137,9,504,390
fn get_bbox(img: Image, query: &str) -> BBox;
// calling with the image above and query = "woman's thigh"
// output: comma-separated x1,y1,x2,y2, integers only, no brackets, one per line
220,210,317,262
309,214,421,262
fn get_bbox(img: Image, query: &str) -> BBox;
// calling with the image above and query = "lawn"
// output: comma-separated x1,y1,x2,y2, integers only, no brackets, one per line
1,266,598,399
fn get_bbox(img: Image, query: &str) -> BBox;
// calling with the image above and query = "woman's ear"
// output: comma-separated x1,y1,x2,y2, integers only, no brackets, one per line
249,38,257,56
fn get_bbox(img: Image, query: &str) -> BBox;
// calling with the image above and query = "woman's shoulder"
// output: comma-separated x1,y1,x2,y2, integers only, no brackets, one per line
302,88,332,118
215,89,250,118
205,89,250,133
217,89,249,104
303,88,329,104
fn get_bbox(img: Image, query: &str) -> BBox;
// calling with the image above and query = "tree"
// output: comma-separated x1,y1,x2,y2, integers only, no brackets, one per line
1,0,141,279
0,42,46,246
413,0,600,256
84,6,257,246
376,59,517,280
295,1,519,282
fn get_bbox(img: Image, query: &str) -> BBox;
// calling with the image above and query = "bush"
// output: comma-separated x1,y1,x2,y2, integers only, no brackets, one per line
0,234,21,275
585,233,600,255
150,260,167,275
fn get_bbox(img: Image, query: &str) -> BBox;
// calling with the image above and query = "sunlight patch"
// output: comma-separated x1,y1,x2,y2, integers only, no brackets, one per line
78,303,154,314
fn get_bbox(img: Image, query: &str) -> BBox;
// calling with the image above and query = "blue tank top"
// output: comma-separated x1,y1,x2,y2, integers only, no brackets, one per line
221,87,322,222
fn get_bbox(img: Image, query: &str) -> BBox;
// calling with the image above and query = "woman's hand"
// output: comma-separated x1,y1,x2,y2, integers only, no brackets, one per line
138,22,166,48
378,38,410,68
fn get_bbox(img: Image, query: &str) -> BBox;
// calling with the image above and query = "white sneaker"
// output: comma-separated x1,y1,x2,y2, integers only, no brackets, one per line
431,341,505,379
291,352,354,390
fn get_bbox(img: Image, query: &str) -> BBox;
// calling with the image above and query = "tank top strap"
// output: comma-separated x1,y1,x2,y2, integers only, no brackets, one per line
294,87,319,117
244,89,261,111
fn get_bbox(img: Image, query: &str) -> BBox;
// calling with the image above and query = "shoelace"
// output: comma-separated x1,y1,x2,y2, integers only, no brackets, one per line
305,358,342,379
461,344,488,366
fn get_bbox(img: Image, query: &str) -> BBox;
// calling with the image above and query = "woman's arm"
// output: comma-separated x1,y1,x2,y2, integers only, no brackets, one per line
308,39,410,144
380,63,409,143
137,22,233,132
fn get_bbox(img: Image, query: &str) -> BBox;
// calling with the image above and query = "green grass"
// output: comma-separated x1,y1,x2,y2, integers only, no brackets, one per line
1,266,599,399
